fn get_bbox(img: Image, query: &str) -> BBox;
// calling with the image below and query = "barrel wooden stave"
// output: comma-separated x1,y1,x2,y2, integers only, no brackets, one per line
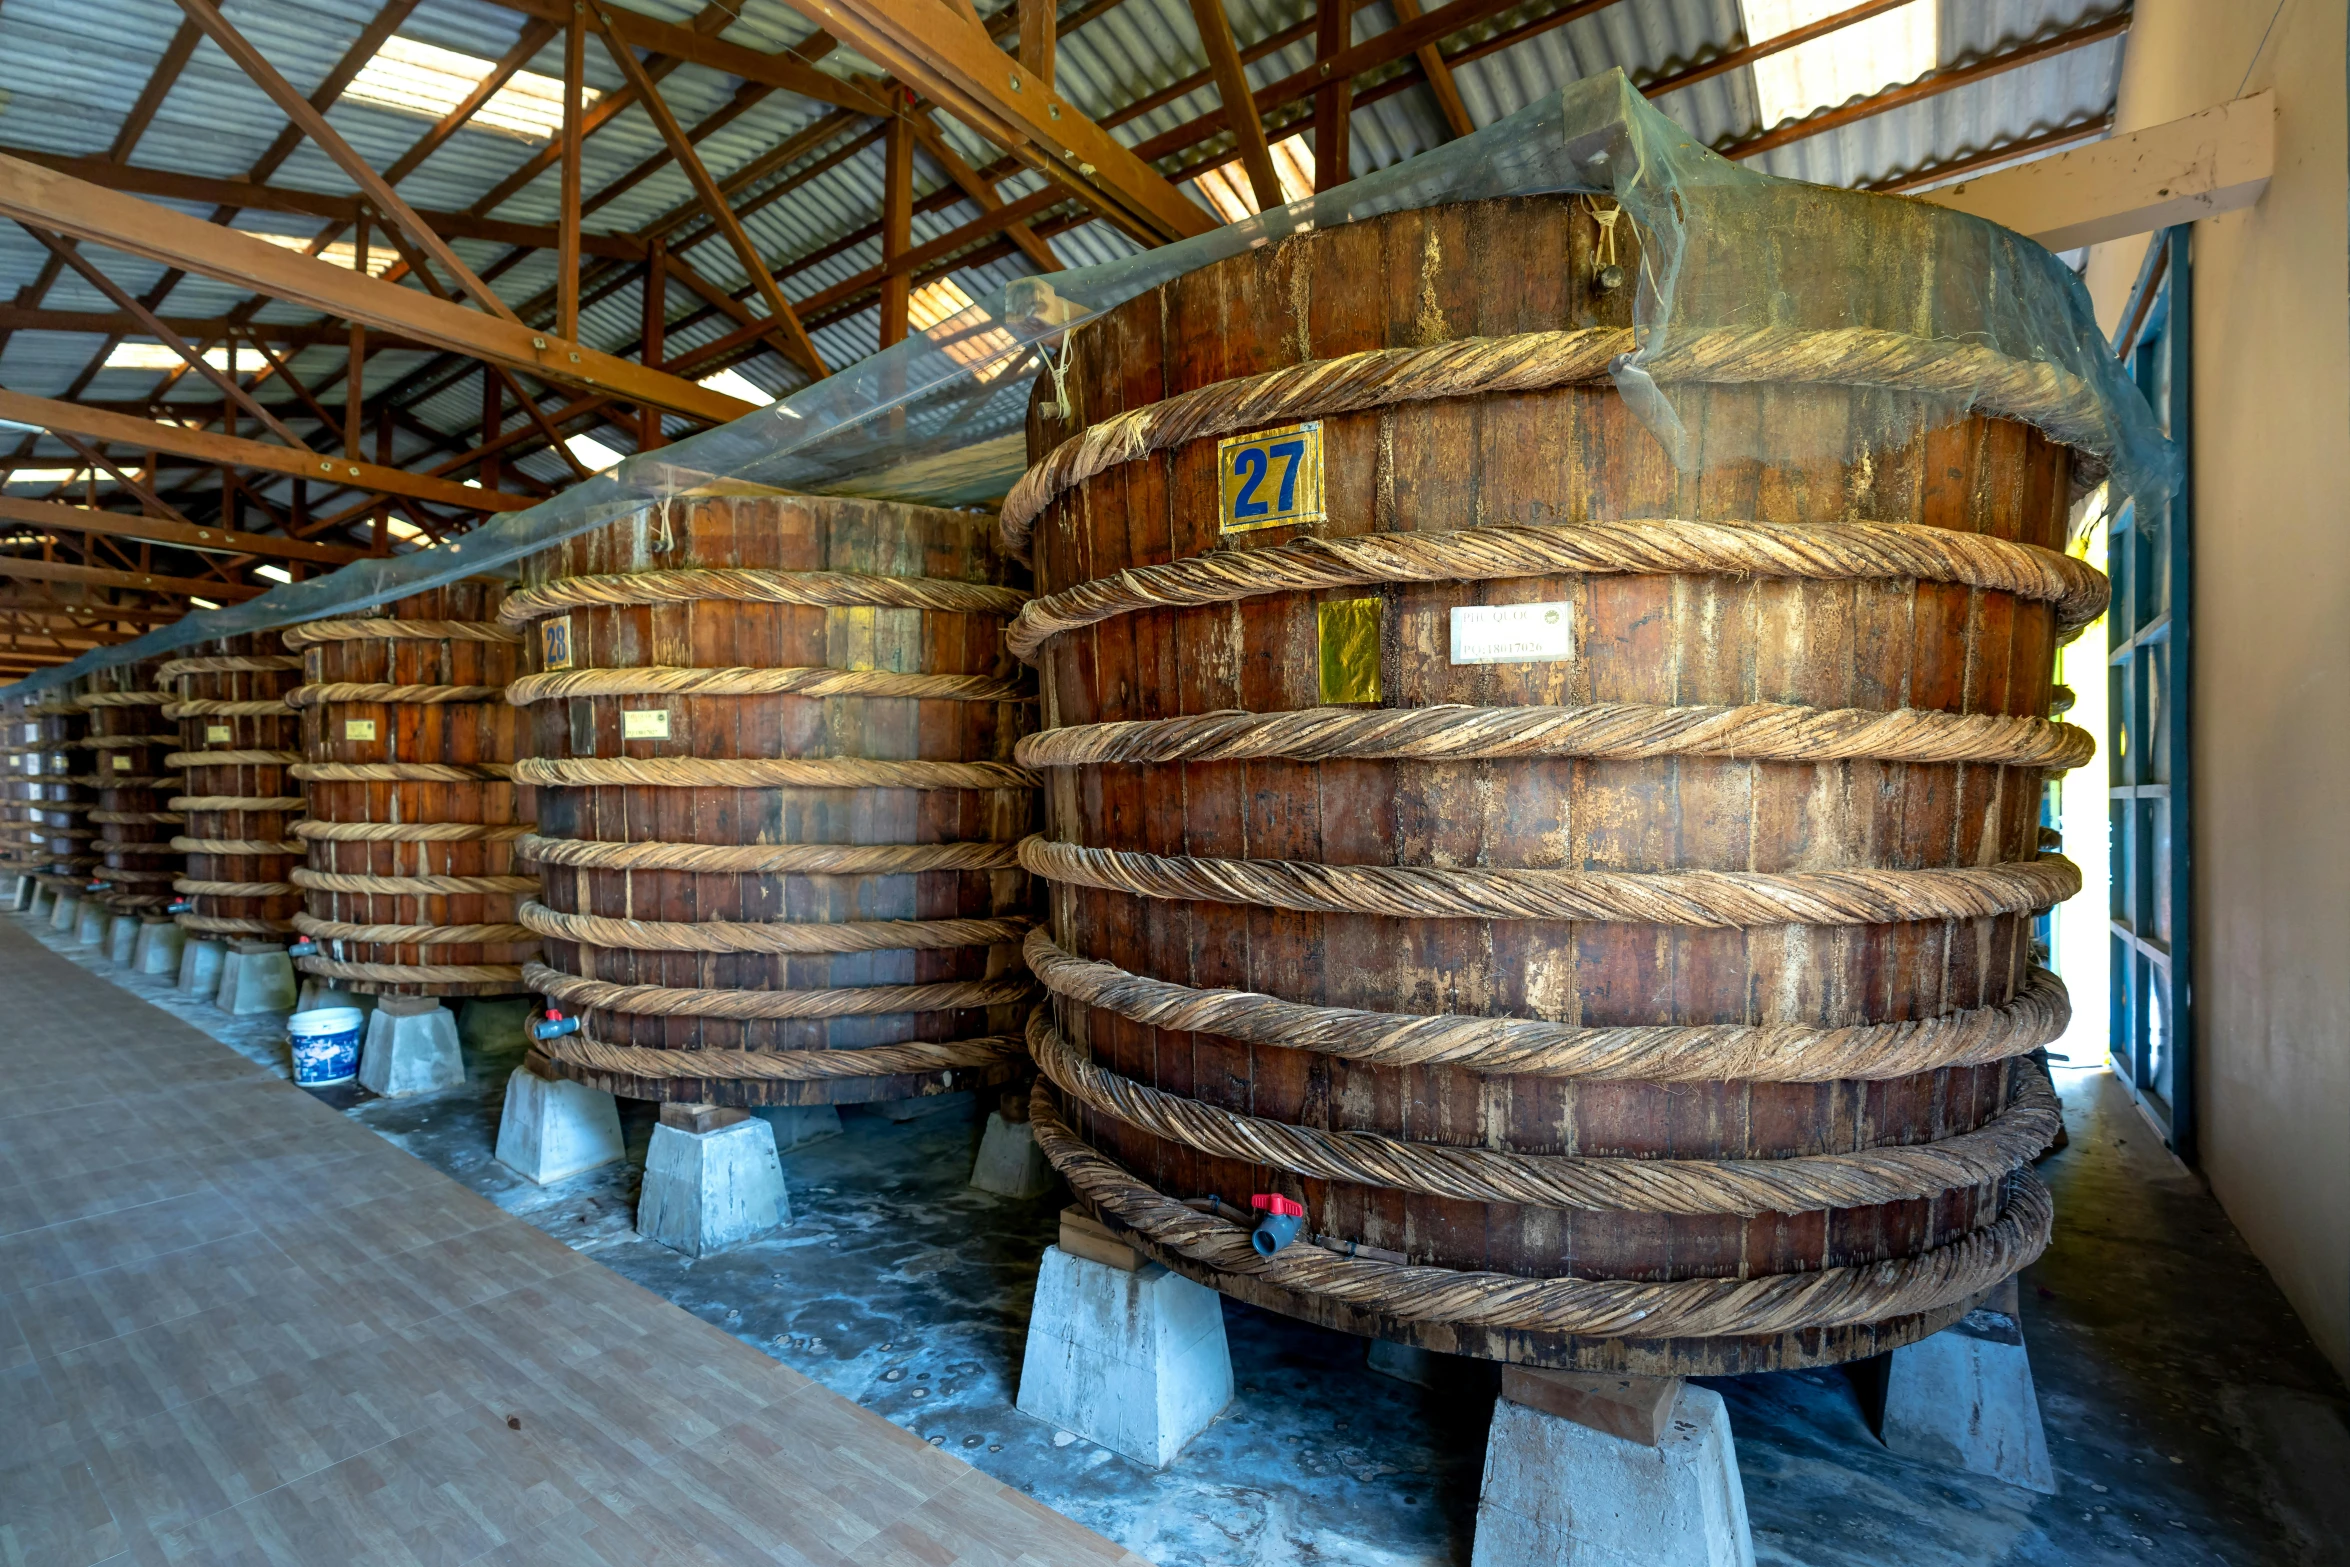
1024,199,2071,1370
79,662,180,911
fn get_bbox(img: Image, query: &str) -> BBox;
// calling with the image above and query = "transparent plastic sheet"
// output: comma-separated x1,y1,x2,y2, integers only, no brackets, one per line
6,69,2173,696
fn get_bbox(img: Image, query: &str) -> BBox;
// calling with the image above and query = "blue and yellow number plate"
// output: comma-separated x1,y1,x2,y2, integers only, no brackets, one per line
1217,421,1324,535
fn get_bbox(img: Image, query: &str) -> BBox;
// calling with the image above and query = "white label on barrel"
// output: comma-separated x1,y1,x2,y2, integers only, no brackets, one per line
206,724,232,743
111,753,132,771
1449,602,1575,664
623,708,670,740
344,718,377,741
23,755,37,774
21,722,35,741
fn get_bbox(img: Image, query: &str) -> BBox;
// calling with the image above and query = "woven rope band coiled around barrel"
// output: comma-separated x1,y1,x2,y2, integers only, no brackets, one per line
294,819,532,843
517,899,1029,955
516,833,1022,874
1025,928,2066,1082
503,666,1032,706
286,683,504,708
174,836,304,857
167,749,301,768
529,1032,1026,1083
165,699,296,719
292,868,538,896
522,960,1032,1021
1001,324,2107,559
72,733,172,749
295,956,527,985
282,618,519,649
155,654,302,682
292,761,516,783
496,567,1030,627
292,912,537,946
170,794,304,813
1030,1009,2056,1217
1020,702,2094,773
513,756,1036,791
1030,1079,2052,1336
1025,837,2079,928
1005,518,2110,662
72,690,174,708
176,878,298,899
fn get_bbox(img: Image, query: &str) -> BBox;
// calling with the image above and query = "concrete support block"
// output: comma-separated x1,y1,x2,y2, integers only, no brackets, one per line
73,899,109,946
1472,1380,1754,1567
457,996,533,1054
105,912,140,965
1015,1243,1234,1467
753,1104,843,1151
494,1066,624,1184
217,940,297,1015
178,936,226,996
49,887,78,931
132,918,183,975
968,1110,1058,1198
1878,1279,2057,1494
10,876,34,912
29,882,55,916
635,1115,788,1256
358,995,465,1097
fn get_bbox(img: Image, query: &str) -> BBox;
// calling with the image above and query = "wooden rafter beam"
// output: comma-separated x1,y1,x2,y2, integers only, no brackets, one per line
0,495,367,566
0,307,433,349
0,556,265,602
0,156,755,423
0,592,184,626
486,0,894,117
1389,0,1473,139
1187,0,1283,208
908,113,1062,273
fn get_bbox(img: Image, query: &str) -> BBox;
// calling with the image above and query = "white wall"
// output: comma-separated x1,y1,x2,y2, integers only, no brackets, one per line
2082,0,2350,1378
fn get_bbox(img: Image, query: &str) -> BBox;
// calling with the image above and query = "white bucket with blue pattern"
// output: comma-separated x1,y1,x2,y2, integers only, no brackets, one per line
288,1007,364,1087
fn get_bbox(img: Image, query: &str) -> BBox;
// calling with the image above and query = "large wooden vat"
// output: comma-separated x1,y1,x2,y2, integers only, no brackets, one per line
17,694,95,888
501,492,1035,1108
75,662,182,913
1006,199,2102,1373
285,585,536,996
160,635,306,939
0,697,37,886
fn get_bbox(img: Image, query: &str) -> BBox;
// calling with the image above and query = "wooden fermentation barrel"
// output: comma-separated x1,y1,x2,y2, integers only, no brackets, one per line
1005,199,2105,1372
159,635,306,940
0,696,37,889
284,585,536,996
16,693,95,890
75,661,182,913
500,492,1036,1109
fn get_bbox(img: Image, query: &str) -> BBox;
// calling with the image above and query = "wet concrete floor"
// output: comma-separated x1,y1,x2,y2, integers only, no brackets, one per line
16,905,2349,1567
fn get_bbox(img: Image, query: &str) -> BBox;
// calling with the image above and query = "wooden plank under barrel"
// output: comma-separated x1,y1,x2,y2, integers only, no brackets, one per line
501,492,1036,1112
285,584,537,998
74,661,182,917
160,635,306,942
1005,197,2105,1374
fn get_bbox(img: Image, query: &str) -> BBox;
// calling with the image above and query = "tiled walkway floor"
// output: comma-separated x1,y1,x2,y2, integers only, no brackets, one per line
0,914,1148,1567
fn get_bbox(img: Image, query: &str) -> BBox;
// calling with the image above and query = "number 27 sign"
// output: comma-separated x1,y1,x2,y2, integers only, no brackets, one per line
1217,421,1325,535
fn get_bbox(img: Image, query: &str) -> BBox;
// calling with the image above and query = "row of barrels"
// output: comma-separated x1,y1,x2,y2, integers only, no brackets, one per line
1,193,2101,1382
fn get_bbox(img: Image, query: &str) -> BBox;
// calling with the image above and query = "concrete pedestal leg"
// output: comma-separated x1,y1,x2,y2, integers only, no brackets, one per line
494,1066,624,1184
9,877,33,912
218,940,297,1015
132,918,183,976
105,912,140,964
1877,1278,2057,1494
969,1109,1058,1198
358,995,465,1097
1014,1212,1233,1467
29,883,55,917
753,1104,843,1151
635,1106,787,1255
178,937,225,996
1472,1371,1754,1567
48,887,78,931
457,996,533,1054
73,898,109,946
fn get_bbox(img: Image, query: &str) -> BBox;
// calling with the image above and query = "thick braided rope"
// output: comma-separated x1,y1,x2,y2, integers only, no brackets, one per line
530,1032,1026,1083
497,567,1029,626
1032,1083,2053,1335
155,654,302,682
292,867,537,896
514,755,1037,791
1007,518,2108,662
73,690,175,708
166,749,301,768
179,913,296,935
516,833,1022,875
165,699,296,718
517,899,1029,955
175,877,298,898
1021,703,2094,773
523,960,1033,1021
89,810,184,826
1026,928,2066,1082
170,794,304,812
295,819,532,843
287,683,504,708
292,761,516,783
1002,324,2104,557
173,836,304,857
293,912,536,945
504,666,1031,706
282,618,519,648
1032,1011,2056,1217
87,866,174,881
296,956,526,985
1026,837,2078,928
71,733,171,749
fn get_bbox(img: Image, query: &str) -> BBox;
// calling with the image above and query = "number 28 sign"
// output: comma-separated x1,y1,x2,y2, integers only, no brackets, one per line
1217,421,1325,535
